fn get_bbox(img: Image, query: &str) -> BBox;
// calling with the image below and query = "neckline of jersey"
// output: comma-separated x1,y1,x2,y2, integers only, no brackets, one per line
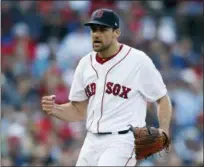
96,44,123,65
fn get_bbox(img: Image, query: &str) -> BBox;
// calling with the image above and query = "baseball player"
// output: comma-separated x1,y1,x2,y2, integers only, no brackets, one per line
41,8,172,166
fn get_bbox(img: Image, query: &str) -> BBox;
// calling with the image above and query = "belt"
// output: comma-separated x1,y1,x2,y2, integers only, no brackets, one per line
97,129,130,135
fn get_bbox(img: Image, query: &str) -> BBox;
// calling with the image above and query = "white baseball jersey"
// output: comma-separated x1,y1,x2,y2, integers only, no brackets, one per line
69,44,167,133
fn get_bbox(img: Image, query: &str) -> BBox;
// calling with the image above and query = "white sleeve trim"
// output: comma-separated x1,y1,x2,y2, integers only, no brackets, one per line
147,88,167,102
69,96,88,102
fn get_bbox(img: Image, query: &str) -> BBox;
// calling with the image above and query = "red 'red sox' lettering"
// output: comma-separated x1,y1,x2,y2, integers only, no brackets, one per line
85,82,131,99
85,83,96,98
106,82,131,99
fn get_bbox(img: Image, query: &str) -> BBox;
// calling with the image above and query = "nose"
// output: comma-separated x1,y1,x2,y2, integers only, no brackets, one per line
92,31,100,38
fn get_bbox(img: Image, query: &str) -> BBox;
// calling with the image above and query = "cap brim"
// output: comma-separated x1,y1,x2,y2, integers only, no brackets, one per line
84,21,112,28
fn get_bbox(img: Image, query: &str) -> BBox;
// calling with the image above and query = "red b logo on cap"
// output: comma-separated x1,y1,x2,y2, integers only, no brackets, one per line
95,10,104,18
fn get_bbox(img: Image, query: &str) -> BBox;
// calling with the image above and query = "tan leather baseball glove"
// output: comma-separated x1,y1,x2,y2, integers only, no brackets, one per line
129,126,171,160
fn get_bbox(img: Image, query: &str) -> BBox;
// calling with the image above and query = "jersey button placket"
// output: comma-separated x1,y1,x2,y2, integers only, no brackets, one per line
97,69,108,133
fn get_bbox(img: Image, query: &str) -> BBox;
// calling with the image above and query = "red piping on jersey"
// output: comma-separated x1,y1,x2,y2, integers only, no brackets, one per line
125,148,135,166
90,54,99,79
97,47,132,133
96,44,123,64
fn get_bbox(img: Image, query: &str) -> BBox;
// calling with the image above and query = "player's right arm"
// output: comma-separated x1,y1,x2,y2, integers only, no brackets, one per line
42,55,89,122
41,95,88,122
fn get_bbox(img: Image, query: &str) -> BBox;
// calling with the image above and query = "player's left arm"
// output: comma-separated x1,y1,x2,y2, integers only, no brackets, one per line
156,94,172,136
138,52,173,136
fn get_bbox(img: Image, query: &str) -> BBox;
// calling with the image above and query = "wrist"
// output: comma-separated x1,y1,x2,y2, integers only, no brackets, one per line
159,128,169,136
50,104,59,114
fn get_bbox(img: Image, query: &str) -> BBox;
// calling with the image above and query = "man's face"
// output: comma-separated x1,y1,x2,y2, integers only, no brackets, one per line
90,25,117,52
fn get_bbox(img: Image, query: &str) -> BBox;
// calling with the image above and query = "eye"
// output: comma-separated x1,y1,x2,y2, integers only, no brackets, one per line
90,26,109,33
98,27,108,32
101,28,108,32
91,27,97,32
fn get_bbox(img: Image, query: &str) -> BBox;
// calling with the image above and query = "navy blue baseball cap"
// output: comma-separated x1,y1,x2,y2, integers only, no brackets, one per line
84,8,120,29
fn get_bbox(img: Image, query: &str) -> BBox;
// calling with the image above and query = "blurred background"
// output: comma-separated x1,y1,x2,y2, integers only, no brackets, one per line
1,0,203,166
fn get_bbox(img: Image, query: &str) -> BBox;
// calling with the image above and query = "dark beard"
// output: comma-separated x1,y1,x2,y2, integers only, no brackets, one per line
93,42,112,52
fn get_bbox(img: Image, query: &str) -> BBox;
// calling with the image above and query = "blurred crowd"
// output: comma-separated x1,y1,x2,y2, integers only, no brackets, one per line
1,0,203,166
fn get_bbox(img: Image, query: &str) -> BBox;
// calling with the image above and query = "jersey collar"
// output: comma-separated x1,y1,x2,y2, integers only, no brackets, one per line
96,44,123,64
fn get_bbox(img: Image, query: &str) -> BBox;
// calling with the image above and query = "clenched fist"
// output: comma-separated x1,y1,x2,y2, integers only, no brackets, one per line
41,95,56,115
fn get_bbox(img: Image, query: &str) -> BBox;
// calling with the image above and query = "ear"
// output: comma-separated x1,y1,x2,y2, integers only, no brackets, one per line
114,29,121,38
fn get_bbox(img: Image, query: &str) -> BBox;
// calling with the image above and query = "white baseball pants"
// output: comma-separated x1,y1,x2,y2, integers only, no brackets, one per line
75,131,136,166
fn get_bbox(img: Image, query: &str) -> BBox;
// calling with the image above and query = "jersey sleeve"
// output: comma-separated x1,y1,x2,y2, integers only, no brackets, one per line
68,58,88,101
138,55,167,102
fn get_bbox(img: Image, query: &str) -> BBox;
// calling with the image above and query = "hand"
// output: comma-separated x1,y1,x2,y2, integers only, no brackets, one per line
41,95,56,115
158,128,171,145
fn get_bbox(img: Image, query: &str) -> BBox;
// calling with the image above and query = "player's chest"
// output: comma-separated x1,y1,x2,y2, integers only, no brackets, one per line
83,62,139,99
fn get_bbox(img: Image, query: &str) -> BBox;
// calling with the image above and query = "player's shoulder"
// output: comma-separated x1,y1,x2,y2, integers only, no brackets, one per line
124,44,152,65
